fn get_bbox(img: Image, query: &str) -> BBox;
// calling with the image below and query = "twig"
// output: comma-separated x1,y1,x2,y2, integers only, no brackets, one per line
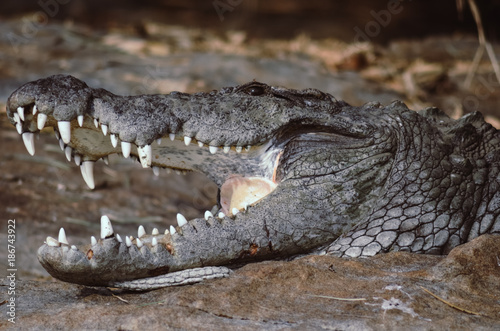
307,294,367,301
419,286,483,316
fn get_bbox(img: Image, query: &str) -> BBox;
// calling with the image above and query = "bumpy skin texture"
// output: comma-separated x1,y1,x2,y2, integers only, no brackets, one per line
6,75,500,289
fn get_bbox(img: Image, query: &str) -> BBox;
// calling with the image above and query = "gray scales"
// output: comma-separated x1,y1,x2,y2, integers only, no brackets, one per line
6,74,500,290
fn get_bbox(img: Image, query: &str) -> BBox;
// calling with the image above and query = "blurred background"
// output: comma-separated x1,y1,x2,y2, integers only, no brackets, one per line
1,0,500,280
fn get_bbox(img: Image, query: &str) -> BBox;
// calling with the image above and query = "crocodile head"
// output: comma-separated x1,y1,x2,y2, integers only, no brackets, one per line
7,75,500,290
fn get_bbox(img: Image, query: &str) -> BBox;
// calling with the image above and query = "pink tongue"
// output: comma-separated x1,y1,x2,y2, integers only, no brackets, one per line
220,175,277,216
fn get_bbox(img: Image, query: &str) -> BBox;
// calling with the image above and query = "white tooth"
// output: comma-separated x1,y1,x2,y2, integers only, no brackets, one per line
170,225,177,235
100,215,114,239
169,133,175,141
204,211,213,220
103,156,109,165
59,139,65,151
58,121,71,144
246,145,251,151
116,234,123,243
46,236,60,247
32,105,38,115
54,131,60,140
80,161,95,189
157,138,162,145
218,212,225,218
91,236,97,246
74,154,81,166
152,237,158,247
184,136,192,146
223,146,230,153
16,122,22,134
37,113,47,130
198,141,204,147
125,236,132,247
164,229,169,235
209,146,218,154
94,118,99,128
101,124,108,136
22,132,35,156
138,145,152,168
176,213,188,227
17,106,25,121
174,170,182,175
71,245,77,251
138,225,146,238
77,115,84,127
121,141,131,158
13,112,20,124
58,228,69,245
153,166,160,176
110,134,118,148
232,208,239,215
136,238,143,248
152,228,159,235
65,146,72,161
243,202,248,211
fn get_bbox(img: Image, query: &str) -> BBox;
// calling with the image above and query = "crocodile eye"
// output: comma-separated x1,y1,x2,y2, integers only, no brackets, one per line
245,85,265,96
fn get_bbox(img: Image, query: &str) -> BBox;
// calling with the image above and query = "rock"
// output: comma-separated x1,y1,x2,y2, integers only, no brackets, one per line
1,234,499,330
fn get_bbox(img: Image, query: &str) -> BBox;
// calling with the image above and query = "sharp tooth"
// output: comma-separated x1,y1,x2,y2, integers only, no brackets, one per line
116,234,123,243
218,212,225,218
32,105,38,115
204,211,213,220
37,113,47,130
54,131,60,140
152,237,158,247
17,106,25,121
16,122,23,134
184,136,192,146
198,141,204,147
101,124,108,136
232,208,239,215
80,161,95,189
58,228,69,245
170,225,177,234
136,238,143,248
153,166,160,176
59,139,65,151
91,236,97,246
138,145,152,168
246,145,251,151
64,146,72,161
94,118,99,128
138,225,146,238
223,146,230,153
209,146,218,154
74,154,81,166
176,213,188,227
13,112,20,124
46,236,60,247
125,236,132,247
164,229,169,235
100,215,114,239
121,141,131,158
103,156,109,165
77,115,84,127
152,228,159,235
110,134,118,148
71,245,77,251
22,132,35,156
157,138,162,145
57,121,71,144
169,133,175,141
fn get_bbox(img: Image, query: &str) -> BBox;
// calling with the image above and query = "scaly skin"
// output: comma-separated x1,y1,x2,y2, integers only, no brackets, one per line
6,75,500,290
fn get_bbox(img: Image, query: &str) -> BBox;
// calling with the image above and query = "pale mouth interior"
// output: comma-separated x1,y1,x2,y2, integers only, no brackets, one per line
64,118,282,217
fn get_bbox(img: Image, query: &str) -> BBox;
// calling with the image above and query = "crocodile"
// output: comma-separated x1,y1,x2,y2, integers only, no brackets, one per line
6,74,500,290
